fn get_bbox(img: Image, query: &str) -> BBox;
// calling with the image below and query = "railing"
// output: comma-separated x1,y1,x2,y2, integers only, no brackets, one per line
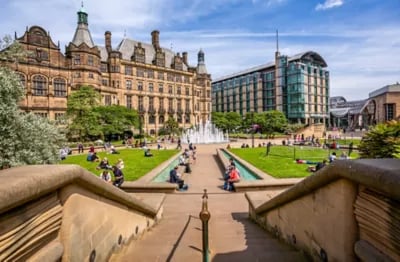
199,189,210,262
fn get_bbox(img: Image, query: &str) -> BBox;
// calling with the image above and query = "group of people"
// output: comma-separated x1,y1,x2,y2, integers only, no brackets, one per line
168,143,197,191
99,166,124,187
96,156,125,187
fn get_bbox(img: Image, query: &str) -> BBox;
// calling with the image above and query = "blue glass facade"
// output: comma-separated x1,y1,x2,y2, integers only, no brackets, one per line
211,51,330,124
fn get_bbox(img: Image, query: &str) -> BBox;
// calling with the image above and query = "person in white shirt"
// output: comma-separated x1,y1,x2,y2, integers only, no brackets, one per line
100,170,112,183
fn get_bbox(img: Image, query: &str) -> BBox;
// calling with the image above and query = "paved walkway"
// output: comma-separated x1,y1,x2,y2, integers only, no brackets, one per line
111,144,307,261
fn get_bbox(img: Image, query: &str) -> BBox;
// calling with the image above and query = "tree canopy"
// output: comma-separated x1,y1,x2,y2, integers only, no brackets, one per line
0,58,65,168
358,120,400,158
67,86,140,141
66,85,102,140
94,105,138,139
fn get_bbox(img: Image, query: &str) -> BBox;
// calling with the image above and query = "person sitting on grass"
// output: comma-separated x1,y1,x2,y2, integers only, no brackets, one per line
144,148,153,157
87,152,99,162
308,159,327,172
99,170,112,183
112,166,124,188
96,157,111,170
110,145,120,154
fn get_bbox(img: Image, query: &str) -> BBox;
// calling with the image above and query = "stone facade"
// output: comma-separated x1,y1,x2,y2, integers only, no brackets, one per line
369,83,400,123
3,6,212,135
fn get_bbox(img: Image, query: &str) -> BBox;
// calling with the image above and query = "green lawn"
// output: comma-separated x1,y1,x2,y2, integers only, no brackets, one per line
229,146,359,178
62,148,179,181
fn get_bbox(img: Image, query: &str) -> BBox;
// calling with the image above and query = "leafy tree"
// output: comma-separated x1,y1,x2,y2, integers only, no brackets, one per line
66,85,102,140
0,35,28,62
260,110,288,135
225,112,242,132
358,120,400,158
94,105,138,139
164,116,179,135
211,112,228,130
0,66,65,168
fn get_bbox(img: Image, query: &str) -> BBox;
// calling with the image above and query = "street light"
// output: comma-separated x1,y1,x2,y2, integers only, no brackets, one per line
251,111,255,148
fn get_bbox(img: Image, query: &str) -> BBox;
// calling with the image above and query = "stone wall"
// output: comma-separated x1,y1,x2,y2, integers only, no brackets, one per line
0,165,164,262
246,159,400,261
251,179,357,261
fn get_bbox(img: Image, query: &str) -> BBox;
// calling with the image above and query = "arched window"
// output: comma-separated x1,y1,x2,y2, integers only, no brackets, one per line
185,114,190,123
177,115,182,124
32,75,47,96
149,115,155,124
54,78,67,97
159,115,164,124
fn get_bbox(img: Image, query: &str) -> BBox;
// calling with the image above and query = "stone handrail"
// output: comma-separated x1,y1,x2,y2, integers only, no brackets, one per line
253,159,400,214
246,159,400,261
0,164,158,216
0,165,165,261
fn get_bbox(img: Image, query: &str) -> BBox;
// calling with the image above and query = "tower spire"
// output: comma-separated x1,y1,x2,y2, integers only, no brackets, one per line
276,29,279,53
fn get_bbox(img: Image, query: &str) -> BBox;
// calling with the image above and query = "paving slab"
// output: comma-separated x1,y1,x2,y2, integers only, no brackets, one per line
111,144,307,261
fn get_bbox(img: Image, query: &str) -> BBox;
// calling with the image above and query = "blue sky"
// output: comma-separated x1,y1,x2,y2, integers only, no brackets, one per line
1,0,399,100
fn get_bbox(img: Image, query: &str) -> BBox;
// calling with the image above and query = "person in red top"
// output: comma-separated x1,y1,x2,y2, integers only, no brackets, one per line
224,163,240,191
89,145,95,153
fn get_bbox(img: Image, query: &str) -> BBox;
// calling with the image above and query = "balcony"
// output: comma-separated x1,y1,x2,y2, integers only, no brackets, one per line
168,108,175,114
158,108,166,114
177,108,183,114
148,107,156,114
185,109,191,114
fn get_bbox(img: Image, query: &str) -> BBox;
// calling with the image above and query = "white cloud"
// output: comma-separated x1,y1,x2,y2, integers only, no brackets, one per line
1,0,398,101
315,0,344,11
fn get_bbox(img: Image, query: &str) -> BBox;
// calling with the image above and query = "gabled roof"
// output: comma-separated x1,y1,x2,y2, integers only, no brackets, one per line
99,38,188,71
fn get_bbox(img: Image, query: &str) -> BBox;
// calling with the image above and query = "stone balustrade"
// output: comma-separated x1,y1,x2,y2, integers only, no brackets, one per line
245,159,400,261
0,165,165,262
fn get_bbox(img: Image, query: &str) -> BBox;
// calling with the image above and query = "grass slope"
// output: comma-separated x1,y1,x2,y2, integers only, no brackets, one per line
229,146,359,178
62,148,179,181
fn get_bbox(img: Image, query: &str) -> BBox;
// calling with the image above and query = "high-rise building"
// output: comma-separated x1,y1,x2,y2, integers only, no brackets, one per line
2,5,212,135
212,47,329,124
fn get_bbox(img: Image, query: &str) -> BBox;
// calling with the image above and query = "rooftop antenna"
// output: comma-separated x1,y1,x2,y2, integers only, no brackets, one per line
123,29,126,38
81,1,84,8
276,29,279,52
170,43,173,51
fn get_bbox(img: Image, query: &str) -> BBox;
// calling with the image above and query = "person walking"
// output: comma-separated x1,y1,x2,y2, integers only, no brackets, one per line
266,142,272,156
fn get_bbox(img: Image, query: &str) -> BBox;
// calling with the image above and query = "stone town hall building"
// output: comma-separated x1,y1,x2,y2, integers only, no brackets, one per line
3,6,212,135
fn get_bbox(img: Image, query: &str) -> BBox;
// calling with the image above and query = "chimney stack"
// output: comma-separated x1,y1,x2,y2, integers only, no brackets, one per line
151,30,160,49
105,31,112,53
182,52,188,65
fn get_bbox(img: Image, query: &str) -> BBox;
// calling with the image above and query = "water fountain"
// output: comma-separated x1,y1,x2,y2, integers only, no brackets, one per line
181,120,229,144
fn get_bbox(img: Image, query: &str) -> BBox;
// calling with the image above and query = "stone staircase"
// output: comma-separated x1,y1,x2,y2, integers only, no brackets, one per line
111,193,307,261
111,144,307,261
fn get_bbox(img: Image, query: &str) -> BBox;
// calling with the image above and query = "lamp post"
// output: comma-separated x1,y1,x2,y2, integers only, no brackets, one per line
139,112,143,146
251,111,255,148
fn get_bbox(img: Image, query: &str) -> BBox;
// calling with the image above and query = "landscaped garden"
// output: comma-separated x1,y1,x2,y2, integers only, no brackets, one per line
229,146,359,178
62,148,179,181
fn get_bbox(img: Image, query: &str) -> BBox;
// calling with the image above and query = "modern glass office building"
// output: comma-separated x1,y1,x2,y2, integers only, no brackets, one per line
212,50,330,124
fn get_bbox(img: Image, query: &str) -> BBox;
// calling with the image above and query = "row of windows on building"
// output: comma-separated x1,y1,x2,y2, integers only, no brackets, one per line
99,63,191,83
17,74,67,97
